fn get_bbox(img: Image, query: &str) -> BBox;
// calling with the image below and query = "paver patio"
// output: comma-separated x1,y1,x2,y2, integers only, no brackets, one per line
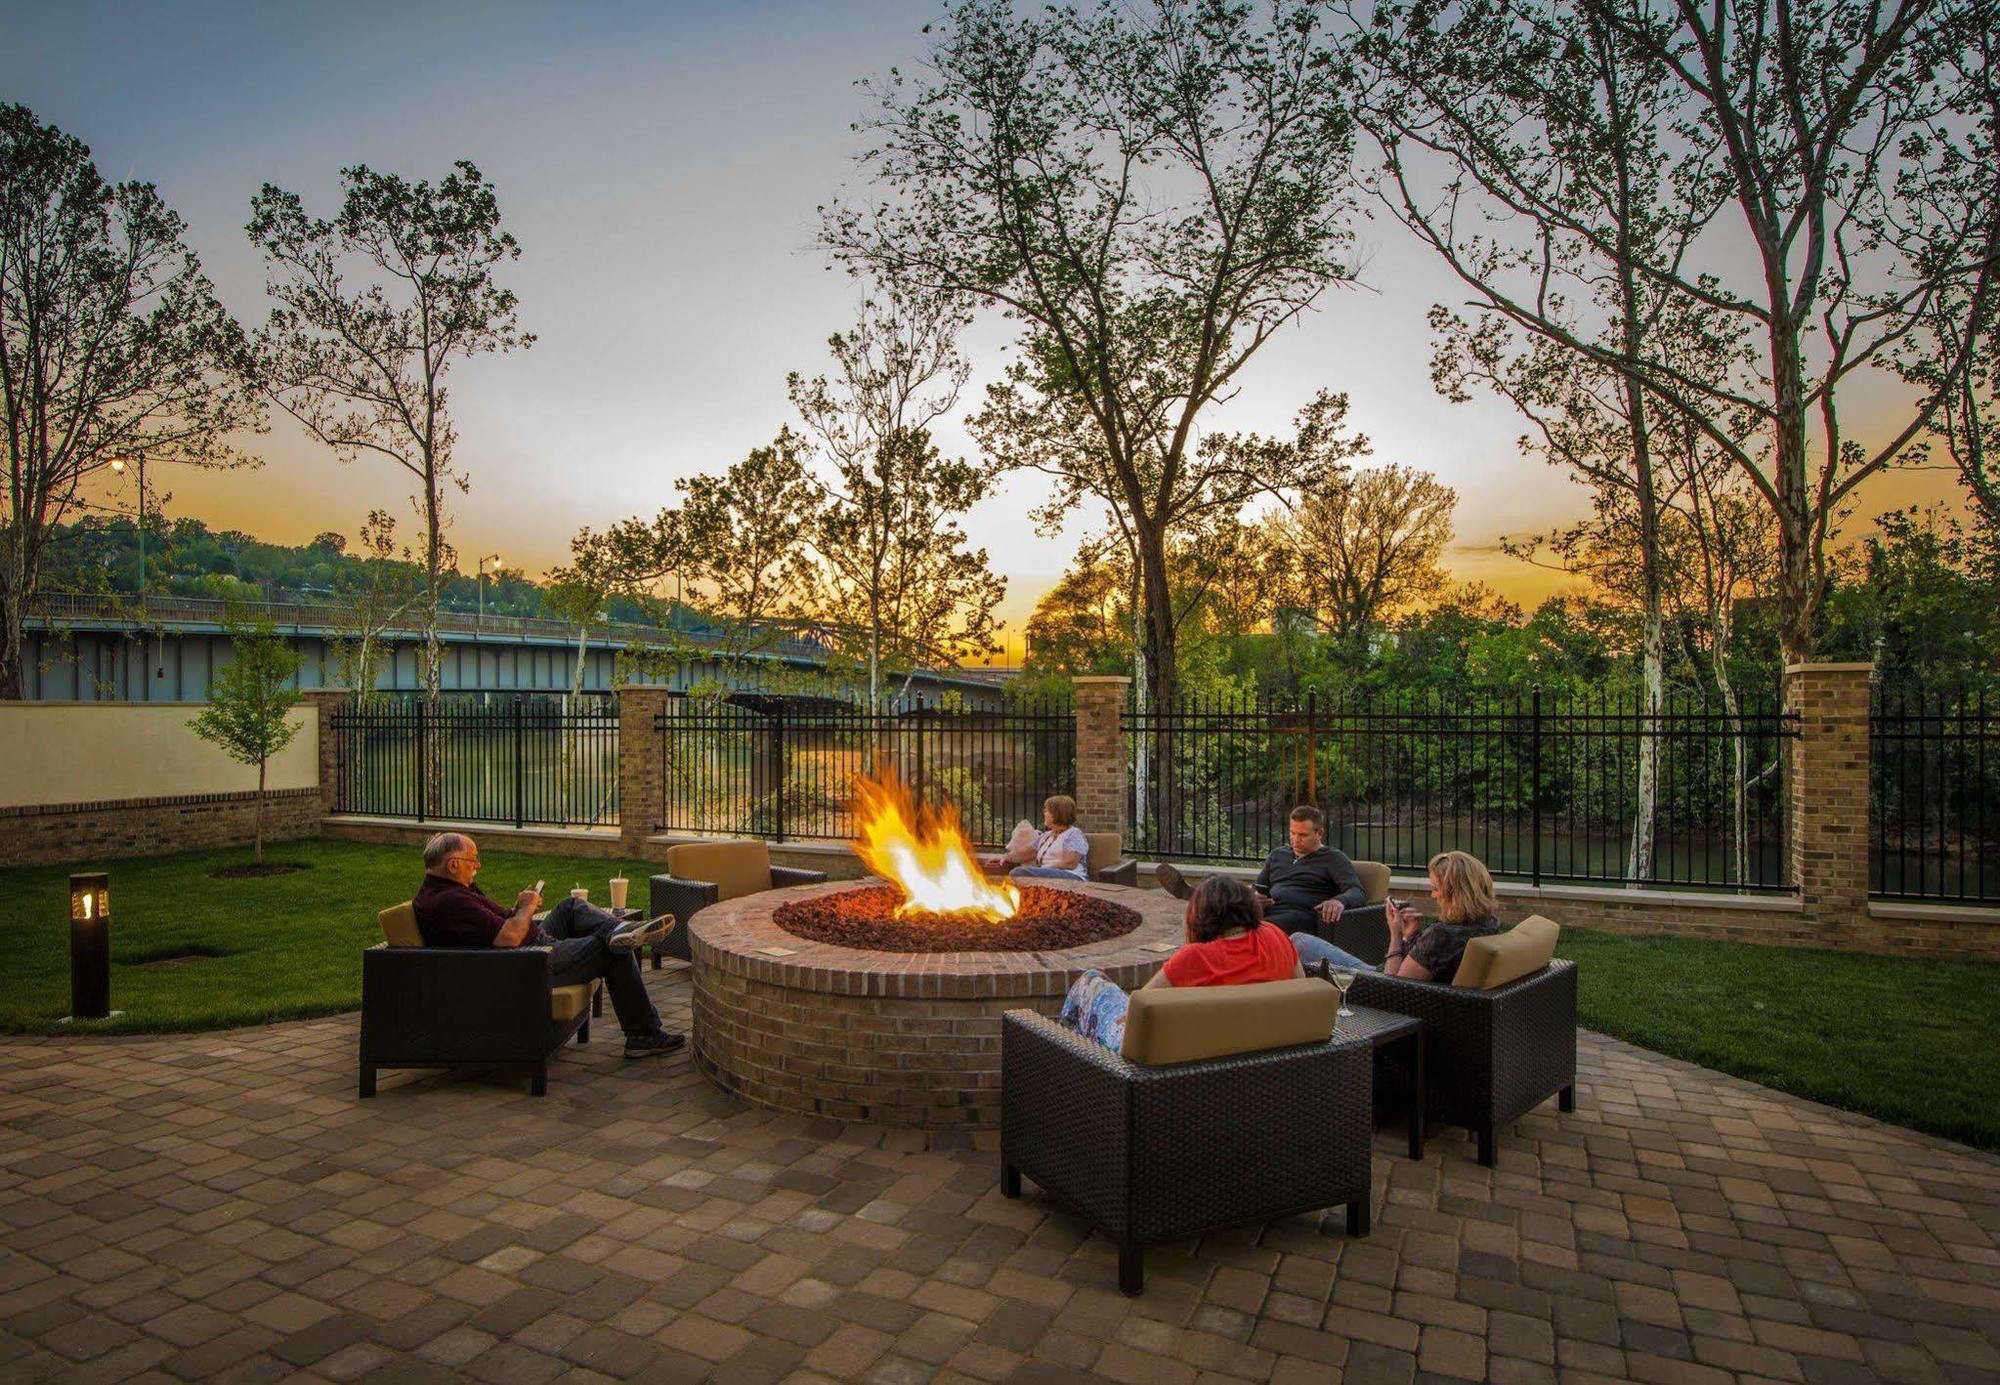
2,966,1997,1385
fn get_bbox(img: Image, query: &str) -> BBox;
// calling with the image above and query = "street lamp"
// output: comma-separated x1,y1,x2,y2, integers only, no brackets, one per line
477,553,503,629
66,873,117,1022
108,455,148,606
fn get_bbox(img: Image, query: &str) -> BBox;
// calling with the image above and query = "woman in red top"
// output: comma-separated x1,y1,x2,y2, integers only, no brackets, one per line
1060,877,1302,1050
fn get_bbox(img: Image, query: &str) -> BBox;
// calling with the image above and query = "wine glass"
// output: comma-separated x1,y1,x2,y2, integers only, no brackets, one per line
1331,968,1357,1019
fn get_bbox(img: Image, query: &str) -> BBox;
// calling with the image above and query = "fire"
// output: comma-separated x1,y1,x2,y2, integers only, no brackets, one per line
852,765,1020,921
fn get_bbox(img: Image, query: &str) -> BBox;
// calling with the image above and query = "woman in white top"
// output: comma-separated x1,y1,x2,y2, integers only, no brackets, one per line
992,795,1090,881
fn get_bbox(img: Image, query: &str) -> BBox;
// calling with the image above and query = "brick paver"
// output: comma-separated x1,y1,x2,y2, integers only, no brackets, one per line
2,966,1997,1383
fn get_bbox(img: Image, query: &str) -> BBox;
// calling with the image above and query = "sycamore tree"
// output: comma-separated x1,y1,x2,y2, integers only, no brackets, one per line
823,0,1366,713
0,104,263,700
248,161,531,729
190,612,302,867
789,290,1004,710
1350,0,2000,666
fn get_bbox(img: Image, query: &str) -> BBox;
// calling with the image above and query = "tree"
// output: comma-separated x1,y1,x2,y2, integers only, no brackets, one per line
823,0,1365,712
611,430,826,684
248,160,531,733
190,612,303,866
1,103,263,699
1276,464,1455,663
326,510,421,697
789,290,1005,709
1351,0,2000,665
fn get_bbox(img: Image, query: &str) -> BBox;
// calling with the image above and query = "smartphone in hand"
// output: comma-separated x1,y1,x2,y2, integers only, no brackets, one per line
532,880,545,898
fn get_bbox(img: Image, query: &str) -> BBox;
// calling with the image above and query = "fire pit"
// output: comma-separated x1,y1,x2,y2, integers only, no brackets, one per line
772,883,1141,952
690,877,1183,1128
689,767,1182,1127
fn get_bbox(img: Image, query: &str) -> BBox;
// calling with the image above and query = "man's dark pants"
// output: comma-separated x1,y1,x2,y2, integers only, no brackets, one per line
542,898,664,1038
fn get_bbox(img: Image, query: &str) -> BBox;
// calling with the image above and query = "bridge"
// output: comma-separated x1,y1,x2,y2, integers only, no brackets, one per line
19,593,1010,707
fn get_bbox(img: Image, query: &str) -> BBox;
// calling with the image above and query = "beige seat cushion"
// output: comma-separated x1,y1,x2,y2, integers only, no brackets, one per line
378,902,423,948
1120,978,1336,1065
550,980,600,1023
1454,914,1560,990
1352,860,1390,905
666,841,772,902
1084,832,1124,875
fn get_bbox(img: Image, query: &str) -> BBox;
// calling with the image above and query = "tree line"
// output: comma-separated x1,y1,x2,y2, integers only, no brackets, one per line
6,0,1997,739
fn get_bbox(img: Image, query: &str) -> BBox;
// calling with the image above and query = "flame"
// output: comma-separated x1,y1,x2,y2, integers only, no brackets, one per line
852,764,1020,921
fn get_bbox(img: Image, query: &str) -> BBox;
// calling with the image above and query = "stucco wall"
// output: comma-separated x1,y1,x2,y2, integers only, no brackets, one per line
0,702,318,809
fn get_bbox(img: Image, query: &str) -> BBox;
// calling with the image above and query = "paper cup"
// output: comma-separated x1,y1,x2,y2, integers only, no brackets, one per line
609,877,629,910
570,888,589,903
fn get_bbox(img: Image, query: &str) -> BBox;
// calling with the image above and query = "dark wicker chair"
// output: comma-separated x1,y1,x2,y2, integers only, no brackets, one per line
1347,960,1577,1165
1000,1009,1373,1295
648,841,828,966
358,943,601,1098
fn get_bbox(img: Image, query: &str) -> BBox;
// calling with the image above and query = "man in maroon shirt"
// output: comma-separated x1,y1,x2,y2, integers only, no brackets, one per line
413,832,684,1058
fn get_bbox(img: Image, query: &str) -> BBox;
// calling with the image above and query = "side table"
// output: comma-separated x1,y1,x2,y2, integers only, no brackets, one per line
1331,1002,1426,1160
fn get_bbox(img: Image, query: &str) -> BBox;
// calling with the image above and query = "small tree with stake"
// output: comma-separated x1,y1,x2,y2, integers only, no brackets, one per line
190,613,302,868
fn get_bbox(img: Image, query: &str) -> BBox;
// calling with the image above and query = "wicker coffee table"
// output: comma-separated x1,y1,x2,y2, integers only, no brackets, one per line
1333,1002,1426,1160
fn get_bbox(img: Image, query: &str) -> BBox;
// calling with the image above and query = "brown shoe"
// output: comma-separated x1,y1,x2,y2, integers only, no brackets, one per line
1155,862,1192,900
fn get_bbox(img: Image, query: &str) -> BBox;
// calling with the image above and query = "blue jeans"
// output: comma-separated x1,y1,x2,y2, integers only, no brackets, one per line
1010,865,1086,880
1290,932,1377,973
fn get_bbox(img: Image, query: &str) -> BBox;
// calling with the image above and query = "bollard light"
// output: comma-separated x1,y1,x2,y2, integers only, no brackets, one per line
67,872,113,1021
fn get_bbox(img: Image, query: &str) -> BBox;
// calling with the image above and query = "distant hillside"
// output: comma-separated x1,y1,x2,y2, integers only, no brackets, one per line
41,514,674,625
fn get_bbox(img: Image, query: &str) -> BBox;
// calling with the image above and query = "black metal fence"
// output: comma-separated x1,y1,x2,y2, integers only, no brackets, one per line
654,696,1074,844
1872,690,1999,903
1128,690,1797,891
329,696,620,828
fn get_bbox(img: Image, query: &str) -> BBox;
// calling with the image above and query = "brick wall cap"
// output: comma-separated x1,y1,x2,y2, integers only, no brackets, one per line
326,814,620,843
1869,899,2000,926
1070,675,1132,686
1148,860,1804,913
1783,662,1875,674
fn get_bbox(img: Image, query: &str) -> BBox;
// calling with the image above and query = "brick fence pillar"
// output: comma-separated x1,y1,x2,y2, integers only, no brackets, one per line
1785,662,1874,942
619,685,674,853
1073,677,1130,842
301,689,352,818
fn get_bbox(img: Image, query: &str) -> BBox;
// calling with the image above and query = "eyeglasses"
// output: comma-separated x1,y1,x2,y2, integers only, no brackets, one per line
449,854,480,866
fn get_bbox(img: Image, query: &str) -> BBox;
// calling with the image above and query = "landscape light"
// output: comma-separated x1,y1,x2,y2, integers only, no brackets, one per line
67,873,113,1021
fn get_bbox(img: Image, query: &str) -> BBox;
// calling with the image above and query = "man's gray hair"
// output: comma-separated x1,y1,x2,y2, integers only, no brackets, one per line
423,832,472,870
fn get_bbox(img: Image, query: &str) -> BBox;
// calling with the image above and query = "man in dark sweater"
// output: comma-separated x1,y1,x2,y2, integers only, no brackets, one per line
411,832,685,1059
1251,805,1366,932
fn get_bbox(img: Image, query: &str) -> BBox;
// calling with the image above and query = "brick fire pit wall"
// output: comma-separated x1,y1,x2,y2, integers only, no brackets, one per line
689,878,1187,1127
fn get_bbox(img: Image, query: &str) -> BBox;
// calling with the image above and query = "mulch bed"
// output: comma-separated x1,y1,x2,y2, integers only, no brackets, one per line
773,883,1142,953
208,863,312,879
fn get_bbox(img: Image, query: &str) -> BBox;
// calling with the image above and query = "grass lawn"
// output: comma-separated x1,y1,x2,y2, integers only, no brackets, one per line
0,837,655,1037
3,839,1994,1151
1559,928,2000,1151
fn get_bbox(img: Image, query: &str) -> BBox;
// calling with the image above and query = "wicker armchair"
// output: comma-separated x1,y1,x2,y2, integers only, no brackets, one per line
1347,958,1577,1165
1084,832,1138,886
359,902,603,1099
648,840,828,966
1297,858,1393,961
1001,995,1372,1295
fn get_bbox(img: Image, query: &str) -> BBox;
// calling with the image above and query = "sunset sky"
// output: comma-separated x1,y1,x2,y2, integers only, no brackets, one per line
5,0,1966,663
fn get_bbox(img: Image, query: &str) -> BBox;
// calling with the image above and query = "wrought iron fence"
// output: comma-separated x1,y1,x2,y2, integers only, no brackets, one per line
654,696,1074,844
329,695,620,828
1128,690,1796,890
1871,690,1999,903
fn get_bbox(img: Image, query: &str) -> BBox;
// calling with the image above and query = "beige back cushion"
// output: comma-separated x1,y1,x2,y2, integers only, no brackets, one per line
1084,832,1123,874
1120,978,1336,1065
378,902,423,948
667,841,772,902
1352,860,1390,904
1454,914,1560,990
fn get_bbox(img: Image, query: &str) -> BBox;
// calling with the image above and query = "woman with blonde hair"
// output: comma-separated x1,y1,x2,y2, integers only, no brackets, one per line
1290,850,1502,986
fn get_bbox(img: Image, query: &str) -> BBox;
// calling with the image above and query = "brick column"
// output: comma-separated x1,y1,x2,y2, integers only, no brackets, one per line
1784,662,1874,941
1073,676,1130,842
618,685,674,853
301,689,352,818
